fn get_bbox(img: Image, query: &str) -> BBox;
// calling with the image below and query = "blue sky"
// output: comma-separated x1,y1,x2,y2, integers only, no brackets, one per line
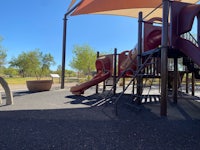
1,1,198,71
0,0,138,71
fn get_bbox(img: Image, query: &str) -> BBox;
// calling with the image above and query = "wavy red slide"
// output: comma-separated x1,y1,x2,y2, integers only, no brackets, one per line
176,38,200,67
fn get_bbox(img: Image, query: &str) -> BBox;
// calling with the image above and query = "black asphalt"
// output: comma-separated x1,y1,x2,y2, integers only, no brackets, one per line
0,88,200,150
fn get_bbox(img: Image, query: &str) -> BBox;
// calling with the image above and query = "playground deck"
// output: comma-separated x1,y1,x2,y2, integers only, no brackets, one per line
0,86,200,149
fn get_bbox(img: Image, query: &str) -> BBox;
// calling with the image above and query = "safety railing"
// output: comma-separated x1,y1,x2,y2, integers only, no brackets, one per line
180,32,198,47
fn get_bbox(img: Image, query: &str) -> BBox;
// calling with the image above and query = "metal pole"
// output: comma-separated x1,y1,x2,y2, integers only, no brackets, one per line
113,48,117,95
192,72,195,96
96,51,100,93
60,1,83,89
173,57,178,104
61,15,67,89
160,0,169,116
136,12,143,104
186,72,189,93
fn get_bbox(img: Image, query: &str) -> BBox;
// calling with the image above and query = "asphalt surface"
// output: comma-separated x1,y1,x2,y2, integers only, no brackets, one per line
0,85,200,150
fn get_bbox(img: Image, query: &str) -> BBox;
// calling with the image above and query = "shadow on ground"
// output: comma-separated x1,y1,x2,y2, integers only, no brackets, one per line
66,93,103,106
0,105,200,150
0,90,200,149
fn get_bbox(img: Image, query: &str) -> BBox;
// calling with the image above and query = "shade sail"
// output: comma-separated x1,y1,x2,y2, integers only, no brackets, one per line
67,0,77,11
70,0,200,19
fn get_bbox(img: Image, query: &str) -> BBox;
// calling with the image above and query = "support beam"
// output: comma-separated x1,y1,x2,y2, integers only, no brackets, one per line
136,12,143,104
173,57,178,103
96,51,100,93
192,72,195,96
113,48,117,95
61,15,67,89
186,72,189,93
160,0,169,116
61,1,83,89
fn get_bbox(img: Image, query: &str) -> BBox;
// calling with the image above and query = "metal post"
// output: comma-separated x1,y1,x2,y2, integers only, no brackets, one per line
160,0,169,116
113,48,117,95
60,1,83,89
192,72,195,96
136,12,143,104
96,51,100,93
173,57,178,104
186,72,189,93
61,15,67,89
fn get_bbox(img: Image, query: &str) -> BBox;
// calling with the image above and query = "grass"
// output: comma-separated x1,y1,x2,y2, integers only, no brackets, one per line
4,77,60,85
3,75,200,86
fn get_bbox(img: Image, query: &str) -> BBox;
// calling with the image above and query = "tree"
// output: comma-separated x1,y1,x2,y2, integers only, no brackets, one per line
65,69,76,77
4,67,19,77
0,37,7,68
9,49,55,79
55,65,62,76
70,44,96,77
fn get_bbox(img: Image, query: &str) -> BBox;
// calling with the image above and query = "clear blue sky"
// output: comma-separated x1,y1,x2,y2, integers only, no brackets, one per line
0,0,138,71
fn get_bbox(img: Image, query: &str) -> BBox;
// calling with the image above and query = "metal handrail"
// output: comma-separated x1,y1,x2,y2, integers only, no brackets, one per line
180,32,198,47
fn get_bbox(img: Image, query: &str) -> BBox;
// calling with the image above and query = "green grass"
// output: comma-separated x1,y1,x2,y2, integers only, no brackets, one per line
4,77,59,84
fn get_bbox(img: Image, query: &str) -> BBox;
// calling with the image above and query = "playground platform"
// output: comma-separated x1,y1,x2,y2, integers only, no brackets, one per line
0,85,200,149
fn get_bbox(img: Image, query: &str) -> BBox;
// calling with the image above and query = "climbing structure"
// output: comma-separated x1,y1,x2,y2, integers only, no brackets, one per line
66,0,200,116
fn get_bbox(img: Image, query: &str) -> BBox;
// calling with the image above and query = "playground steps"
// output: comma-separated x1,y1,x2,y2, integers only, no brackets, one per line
113,48,161,114
95,48,161,113
131,94,160,103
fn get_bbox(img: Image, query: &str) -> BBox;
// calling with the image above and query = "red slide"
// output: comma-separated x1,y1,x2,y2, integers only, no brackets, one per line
176,38,200,67
70,55,112,95
70,71,111,95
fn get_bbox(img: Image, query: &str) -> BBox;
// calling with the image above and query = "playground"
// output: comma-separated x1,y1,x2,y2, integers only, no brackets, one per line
67,1,200,117
1,0,200,149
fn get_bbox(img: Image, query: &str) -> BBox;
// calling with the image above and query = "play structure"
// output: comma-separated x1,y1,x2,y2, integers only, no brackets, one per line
65,0,200,116
70,17,162,95
70,55,112,95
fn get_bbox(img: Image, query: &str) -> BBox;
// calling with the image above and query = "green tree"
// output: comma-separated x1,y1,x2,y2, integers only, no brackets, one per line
70,44,96,77
4,67,19,77
54,65,62,76
0,37,7,68
65,69,76,77
40,53,55,77
9,49,55,79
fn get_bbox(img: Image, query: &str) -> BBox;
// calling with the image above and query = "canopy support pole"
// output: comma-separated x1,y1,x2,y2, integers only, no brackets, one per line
160,0,169,116
61,1,83,89
61,15,67,89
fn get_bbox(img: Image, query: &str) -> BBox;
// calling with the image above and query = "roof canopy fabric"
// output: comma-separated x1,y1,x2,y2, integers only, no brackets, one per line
67,0,77,11
68,0,200,20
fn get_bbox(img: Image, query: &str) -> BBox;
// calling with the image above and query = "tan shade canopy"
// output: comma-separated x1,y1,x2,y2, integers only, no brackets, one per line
69,0,200,20
67,0,77,11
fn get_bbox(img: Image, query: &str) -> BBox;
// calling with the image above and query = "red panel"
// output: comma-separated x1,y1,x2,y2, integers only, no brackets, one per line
177,38,200,66
144,17,162,51
179,4,200,35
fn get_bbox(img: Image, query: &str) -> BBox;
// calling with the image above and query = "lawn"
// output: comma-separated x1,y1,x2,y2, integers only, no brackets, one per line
4,77,59,85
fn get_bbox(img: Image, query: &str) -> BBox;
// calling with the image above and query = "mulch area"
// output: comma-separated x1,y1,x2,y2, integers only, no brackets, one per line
0,86,200,150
